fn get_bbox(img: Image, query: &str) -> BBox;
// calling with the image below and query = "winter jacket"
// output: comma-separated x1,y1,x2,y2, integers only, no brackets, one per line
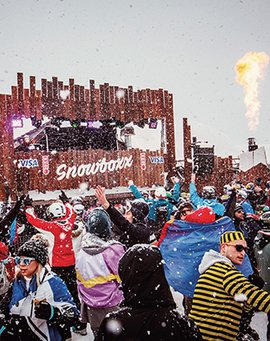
240,200,254,214
76,233,125,309
25,203,76,267
106,204,150,248
1,264,79,341
129,182,180,222
96,244,202,341
189,249,270,340
189,182,225,216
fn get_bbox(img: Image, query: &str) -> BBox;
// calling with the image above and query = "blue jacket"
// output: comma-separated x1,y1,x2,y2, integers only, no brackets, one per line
189,182,225,216
241,200,254,214
6,265,79,340
129,183,180,222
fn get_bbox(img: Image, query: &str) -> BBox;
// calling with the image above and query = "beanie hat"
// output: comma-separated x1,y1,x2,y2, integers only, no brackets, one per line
220,231,245,245
130,199,149,223
17,239,48,266
85,208,111,240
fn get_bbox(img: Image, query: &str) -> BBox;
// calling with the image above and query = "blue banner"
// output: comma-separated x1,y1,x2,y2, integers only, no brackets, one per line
9,217,17,245
160,216,253,298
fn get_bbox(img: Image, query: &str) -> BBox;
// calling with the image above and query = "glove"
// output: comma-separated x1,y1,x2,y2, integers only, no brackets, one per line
24,195,33,206
18,194,26,205
34,301,54,320
128,180,134,186
59,190,69,203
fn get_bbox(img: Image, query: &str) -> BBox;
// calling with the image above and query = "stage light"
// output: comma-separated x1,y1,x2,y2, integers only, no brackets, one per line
87,121,102,129
12,117,23,128
149,118,158,129
71,120,80,128
87,121,95,128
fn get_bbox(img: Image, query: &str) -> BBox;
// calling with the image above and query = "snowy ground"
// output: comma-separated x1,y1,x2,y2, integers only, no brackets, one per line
71,290,269,341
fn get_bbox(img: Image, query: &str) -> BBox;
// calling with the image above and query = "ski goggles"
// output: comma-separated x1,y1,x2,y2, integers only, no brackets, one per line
225,243,248,253
14,256,35,266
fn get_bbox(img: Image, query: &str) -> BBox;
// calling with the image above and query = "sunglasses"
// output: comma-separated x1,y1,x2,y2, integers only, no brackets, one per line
180,210,191,216
15,256,35,266
226,243,248,253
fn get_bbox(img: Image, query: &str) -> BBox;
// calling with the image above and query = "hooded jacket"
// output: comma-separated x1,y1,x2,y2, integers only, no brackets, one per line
189,249,270,340
76,233,125,308
96,244,202,341
106,204,150,248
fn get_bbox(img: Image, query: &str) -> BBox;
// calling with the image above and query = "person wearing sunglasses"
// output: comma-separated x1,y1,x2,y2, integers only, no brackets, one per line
0,237,79,341
189,231,270,341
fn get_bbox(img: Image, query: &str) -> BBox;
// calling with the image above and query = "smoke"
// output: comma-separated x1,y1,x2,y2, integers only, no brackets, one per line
235,51,269,131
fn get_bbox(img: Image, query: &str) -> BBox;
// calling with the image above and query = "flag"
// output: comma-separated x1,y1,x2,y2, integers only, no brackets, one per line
160,216,253,298
9,218,17,245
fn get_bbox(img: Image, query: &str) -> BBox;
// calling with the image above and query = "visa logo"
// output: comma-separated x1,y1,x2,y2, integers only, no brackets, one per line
18,159,39,168
149,156,164,164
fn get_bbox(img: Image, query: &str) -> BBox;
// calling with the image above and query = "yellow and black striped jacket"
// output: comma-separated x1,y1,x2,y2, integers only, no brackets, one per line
189,250,270,340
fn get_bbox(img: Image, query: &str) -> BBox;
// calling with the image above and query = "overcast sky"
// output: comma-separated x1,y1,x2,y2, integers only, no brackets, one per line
1,0,270,160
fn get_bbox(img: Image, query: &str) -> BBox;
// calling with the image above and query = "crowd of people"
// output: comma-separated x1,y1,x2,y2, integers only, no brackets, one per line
0,173,270,340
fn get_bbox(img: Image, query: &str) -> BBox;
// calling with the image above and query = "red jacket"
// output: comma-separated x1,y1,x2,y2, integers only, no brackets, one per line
25,203,76,267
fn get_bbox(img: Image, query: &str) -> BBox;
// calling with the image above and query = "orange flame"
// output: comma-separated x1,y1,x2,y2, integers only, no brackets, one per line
235,51,269,131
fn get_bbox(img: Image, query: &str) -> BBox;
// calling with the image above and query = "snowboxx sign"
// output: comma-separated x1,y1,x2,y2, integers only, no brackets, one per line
56,155,133,180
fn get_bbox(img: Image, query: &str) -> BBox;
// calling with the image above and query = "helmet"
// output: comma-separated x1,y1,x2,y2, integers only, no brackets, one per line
85,208,111,240
202,186,216,199
47,202,66,218
223,184,232,195
260,212,270,225
154,187,167,199
70,196,83,205
73,203,85,215
246,182,255,192
237,190,247,200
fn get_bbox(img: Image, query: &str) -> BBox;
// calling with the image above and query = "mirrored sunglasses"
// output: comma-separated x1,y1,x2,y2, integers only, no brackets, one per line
226,243,248,253
15,256,35,266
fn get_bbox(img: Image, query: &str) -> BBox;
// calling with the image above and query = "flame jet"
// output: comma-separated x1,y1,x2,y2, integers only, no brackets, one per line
235,51,269,131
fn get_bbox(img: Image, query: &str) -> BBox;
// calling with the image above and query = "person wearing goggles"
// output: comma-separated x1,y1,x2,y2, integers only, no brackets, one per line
0,237,79,341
